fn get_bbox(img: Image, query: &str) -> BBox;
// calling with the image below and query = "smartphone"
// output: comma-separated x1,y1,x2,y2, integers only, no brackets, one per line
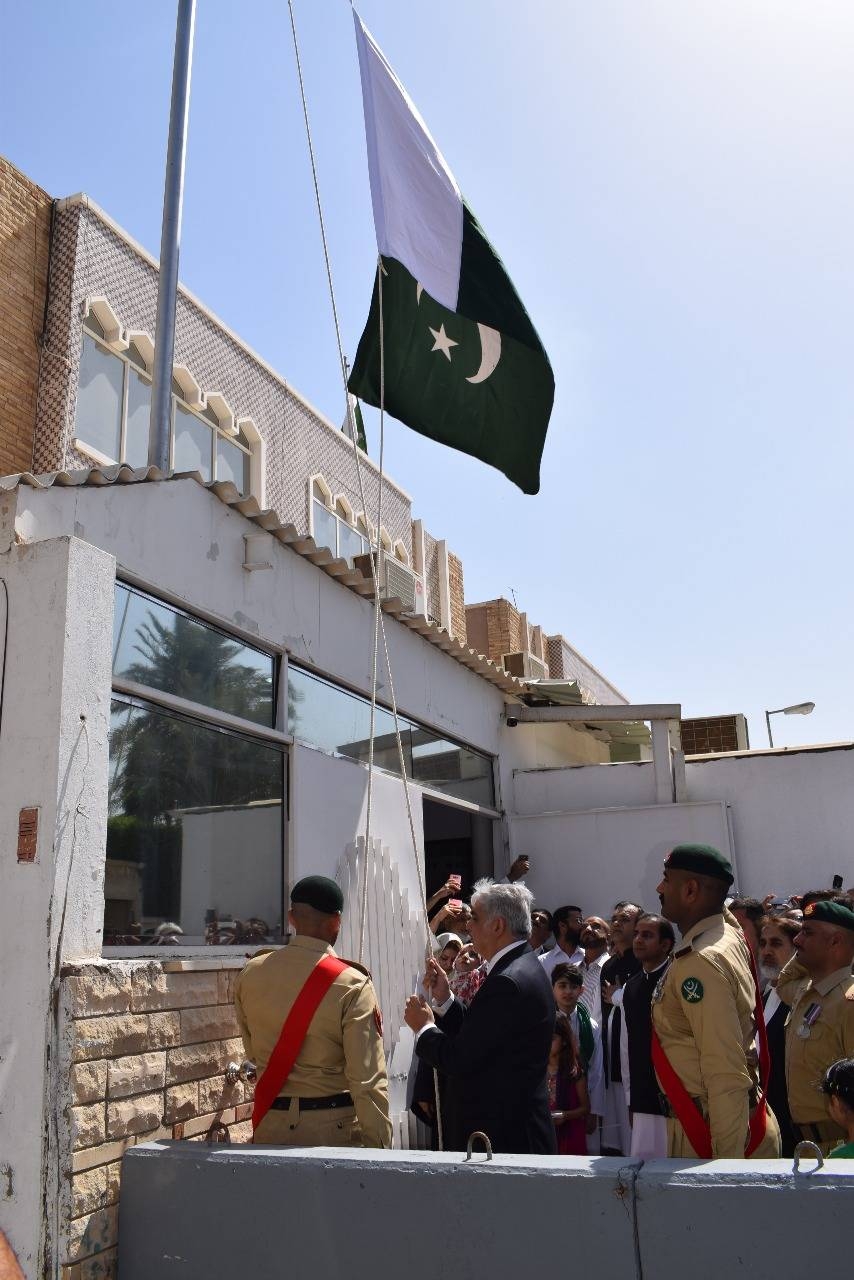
448,874,462,890
448,898,463,911
832,874,844,890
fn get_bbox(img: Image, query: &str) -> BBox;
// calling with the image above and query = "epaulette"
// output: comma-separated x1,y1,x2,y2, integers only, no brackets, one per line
674,944,692,959
339,957,372,979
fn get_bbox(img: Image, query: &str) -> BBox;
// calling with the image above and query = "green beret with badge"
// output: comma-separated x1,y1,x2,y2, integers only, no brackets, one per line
665,843,734,886
803,900,854,931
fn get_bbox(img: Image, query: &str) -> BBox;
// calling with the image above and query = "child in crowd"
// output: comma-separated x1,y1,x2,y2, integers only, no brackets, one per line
822,1058,854,1159
548,1012,589,1155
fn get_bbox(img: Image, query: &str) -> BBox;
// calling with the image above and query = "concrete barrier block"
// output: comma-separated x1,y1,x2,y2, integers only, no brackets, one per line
118,1144,643,1280
636,1158,854,1278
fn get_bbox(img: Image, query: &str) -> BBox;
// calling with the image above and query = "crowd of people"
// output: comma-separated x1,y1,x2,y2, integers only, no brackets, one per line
235,849,854,1163
404,846,854,1160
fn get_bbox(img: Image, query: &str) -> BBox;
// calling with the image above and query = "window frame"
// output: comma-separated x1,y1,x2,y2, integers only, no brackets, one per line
104,577,291,958
75,320,254,496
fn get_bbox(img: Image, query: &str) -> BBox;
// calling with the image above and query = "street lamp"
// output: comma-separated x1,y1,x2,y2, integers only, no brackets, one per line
765,702,815,748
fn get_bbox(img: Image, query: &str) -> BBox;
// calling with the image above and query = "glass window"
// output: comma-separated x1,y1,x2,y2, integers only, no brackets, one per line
338,521,366,564
124,367,152,469
77,334,123,460
106,696,284,945
288,666,411,775
113,583,275,727
312,499,338,554
411,731,495,808
173,400,212,478
216,434,249,493
287,665,494,806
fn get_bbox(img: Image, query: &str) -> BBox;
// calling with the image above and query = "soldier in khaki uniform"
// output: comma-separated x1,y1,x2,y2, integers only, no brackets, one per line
781,899,854,1154
653,844,781,1159
234,875,392,1148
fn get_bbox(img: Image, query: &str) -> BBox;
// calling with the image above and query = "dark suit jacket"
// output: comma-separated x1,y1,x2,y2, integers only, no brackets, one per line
414,941,557,1154
764,990,796,1157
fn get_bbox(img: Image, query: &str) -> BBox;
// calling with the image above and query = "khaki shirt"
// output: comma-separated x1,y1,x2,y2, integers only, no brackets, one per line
652,912,759,1158
234,934,392,1148
785,963,854,1125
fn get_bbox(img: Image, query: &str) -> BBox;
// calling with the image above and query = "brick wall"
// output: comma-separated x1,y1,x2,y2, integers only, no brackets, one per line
60,960,253,1279
447,551,466,644
0,158,51,476
464,598,524,666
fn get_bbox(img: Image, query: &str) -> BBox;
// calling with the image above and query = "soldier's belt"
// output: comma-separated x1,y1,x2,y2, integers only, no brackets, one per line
271,1091,353,1112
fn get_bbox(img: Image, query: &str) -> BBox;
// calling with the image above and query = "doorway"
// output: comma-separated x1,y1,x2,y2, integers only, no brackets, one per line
422,797,494,903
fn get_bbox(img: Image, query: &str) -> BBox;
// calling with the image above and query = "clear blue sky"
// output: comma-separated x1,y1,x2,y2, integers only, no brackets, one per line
3,1,853,748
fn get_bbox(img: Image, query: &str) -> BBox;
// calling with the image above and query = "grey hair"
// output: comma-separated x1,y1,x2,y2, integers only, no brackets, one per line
471,878,533,938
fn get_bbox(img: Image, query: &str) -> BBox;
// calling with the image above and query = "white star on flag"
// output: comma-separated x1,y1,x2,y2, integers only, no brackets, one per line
429,324,458,361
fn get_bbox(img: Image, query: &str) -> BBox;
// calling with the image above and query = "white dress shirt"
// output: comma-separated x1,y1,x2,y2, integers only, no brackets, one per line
540,943,584,979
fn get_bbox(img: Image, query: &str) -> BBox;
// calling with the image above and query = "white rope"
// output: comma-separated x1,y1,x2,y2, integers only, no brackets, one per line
287,0,442,1147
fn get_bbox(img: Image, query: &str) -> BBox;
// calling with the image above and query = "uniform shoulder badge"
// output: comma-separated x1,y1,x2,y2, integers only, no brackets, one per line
374,1006,384,1037
681,977,704,1003
339,957,372,979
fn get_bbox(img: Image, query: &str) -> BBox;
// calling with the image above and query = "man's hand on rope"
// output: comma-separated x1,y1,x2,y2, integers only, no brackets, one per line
404,994,435,1033
423,956,451,1005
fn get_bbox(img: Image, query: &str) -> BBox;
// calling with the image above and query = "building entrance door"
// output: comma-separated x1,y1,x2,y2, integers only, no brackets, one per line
422,797,494,905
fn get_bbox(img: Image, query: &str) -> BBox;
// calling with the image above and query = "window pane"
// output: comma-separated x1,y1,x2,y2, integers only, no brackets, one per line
105,697,284,945
288,666,411,776
411,729,495,807
216,435,249,493
113,583,275,727
124,368,151,468
312,500,338,554
338,522,365,565
76,334,123,460
173,400,212,479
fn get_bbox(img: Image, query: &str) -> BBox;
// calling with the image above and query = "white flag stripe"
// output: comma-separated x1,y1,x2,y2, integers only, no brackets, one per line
354,11,463,312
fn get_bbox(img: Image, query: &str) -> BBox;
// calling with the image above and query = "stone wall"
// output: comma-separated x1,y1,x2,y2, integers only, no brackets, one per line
0,157,52,475
60,960,253,1279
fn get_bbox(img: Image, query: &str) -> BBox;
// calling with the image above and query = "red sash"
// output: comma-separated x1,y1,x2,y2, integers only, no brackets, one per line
651,941,770,1159
252,954,349,1131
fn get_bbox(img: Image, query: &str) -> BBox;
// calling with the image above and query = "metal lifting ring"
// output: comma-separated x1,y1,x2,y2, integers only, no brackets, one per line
464,1131,494,1162
793,1140,825,1173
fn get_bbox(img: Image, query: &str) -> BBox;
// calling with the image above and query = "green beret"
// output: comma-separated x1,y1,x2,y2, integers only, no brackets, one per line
291,875,344,915
665,843,734,886
803,900,854,932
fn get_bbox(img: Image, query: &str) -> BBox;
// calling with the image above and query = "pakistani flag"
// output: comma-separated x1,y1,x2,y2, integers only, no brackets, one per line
342,392,368,453
348,12,554,495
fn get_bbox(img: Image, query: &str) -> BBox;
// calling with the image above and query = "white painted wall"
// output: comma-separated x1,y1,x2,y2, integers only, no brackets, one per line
290,743,425,910
512,760,658,815
685,746,854,895
510,801,732,917
0,533,113,1275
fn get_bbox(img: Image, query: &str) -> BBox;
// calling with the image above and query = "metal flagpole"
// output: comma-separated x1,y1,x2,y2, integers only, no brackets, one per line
148,0,197,471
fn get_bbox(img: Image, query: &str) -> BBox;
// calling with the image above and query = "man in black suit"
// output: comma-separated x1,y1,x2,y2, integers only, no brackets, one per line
404,879,557,1155
759,915,799,1156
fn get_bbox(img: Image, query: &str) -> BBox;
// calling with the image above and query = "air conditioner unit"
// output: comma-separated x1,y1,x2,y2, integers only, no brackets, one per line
354,552,426,616
502,651,550,681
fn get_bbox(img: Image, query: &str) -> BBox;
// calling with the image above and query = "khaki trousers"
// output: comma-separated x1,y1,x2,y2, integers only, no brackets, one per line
668,1103,781,1159
253,1098,363,1147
